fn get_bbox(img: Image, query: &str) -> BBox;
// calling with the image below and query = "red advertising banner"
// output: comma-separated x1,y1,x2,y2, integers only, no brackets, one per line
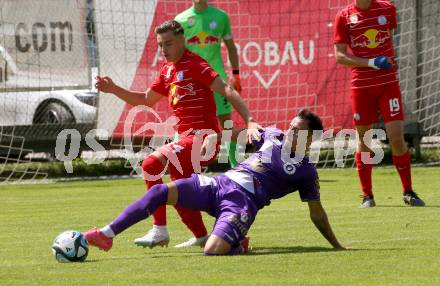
112,0,353,138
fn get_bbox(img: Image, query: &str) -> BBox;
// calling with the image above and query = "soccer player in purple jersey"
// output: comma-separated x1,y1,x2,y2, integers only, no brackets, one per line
83,109,345,255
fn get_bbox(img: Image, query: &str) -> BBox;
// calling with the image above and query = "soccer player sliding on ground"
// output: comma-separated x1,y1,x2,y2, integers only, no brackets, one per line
83,110,345,255
334,0,425,207
94,20,260,249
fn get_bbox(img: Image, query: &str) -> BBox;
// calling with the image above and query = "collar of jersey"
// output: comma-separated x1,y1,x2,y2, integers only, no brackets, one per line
192,5,211,14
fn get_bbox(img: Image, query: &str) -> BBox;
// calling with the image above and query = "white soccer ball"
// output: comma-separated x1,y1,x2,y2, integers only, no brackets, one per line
52,230,89,263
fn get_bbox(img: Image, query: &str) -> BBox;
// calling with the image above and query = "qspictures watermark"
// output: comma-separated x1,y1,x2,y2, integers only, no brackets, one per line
55,106,387,178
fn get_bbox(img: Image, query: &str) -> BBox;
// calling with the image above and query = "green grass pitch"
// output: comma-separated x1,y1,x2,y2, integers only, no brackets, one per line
1,167,439,286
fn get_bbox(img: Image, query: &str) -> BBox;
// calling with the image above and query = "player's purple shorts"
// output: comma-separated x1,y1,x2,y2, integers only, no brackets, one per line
174,173,258,248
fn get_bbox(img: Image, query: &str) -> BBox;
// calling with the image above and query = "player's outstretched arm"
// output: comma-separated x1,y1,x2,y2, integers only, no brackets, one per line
95,76,163,107
307,201,345,250
210,77,262,142
334,44,392,70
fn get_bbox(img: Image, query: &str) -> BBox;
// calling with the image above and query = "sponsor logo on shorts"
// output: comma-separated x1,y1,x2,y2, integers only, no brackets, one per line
224,233,234,241
232,229,239,239
240,212,249,223
228,214,248,236
354,113,361,121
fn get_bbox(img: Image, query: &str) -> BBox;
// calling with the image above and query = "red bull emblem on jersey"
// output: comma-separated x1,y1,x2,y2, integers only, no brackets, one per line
186,35,201,45
186,31,219,48
170,83,196,105
350,29,390,49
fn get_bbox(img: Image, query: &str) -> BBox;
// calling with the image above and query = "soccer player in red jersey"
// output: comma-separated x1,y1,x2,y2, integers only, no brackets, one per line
334,0,425,207
94,20,261,247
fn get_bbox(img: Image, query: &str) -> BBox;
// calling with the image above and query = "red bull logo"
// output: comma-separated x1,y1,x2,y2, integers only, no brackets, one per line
186,32,219,48
186,36,201,45
170,83,196,105
351,29,390,49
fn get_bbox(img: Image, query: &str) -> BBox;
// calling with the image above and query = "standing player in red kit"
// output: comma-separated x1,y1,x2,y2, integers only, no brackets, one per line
334,0,425,207
89,20,261,248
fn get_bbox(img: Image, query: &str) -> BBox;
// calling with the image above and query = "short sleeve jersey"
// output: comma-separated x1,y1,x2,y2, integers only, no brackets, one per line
334,0,399,89
150,50,221,134
227,128,320,209
175,5,232,80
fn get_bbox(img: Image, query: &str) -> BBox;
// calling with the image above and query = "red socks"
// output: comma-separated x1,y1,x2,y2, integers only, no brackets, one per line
392,152,412,193
355,152,373,197
142,155,167,225
147,180,166,225
174,206,208,238
171,172,207,238
356,151,413,196
141,154,207,238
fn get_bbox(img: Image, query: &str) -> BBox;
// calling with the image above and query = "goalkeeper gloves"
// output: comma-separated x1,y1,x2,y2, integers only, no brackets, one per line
368,56,393,70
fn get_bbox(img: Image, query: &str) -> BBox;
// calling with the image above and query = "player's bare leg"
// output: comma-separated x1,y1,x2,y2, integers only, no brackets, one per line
355,124,376,208
385,120,425,206
385,120,406,155
204,235,232,255
203,234,251,256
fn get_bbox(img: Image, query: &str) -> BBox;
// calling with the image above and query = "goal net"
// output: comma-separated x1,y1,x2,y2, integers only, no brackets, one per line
1,0,439,182
94,0,440,168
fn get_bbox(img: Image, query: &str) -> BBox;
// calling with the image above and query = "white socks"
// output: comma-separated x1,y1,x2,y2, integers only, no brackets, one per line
100,225,116,238
153,225,168,233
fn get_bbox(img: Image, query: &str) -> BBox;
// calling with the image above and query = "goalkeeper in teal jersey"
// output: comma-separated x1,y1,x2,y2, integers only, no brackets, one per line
175,0,241,167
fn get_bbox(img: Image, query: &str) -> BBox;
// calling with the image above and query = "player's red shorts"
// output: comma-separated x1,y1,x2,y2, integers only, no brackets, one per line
158,134,219,180
351,82,404,126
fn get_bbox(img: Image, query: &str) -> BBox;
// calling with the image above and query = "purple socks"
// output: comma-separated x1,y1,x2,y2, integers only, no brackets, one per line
109,184,169,235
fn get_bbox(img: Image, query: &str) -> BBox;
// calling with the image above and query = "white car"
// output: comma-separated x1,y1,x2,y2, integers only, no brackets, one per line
0,89,97,126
